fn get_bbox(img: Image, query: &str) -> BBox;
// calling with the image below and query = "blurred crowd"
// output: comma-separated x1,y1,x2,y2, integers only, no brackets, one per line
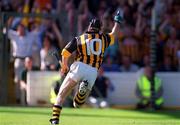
1,0,180,72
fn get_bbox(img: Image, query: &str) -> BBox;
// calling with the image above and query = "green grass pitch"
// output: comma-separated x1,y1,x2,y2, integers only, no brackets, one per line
0,106,180,125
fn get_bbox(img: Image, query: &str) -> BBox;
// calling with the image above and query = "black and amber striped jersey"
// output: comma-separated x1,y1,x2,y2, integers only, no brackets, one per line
61,31,115,69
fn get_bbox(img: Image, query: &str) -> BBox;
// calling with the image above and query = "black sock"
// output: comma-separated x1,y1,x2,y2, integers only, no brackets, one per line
74,92,87,106
50,105,62,122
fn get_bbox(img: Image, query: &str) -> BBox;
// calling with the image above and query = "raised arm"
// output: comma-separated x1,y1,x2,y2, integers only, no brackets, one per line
110,10,124,39
52,22,65,50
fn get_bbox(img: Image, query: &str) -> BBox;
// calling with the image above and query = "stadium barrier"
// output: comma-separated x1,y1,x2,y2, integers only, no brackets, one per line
27,71,180,107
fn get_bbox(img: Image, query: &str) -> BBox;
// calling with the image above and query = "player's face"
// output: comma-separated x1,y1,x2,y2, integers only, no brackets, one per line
17,25,25,36
144,66,153,79
25,59,33,69
43,38,51,48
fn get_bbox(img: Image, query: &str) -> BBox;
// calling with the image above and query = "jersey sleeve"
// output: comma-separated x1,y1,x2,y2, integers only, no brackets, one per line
8,29,17,40
105,33,115,46
61,37,77,57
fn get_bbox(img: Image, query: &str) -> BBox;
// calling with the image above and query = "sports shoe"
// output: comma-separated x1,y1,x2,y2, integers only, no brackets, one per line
73,101,80,108
50,119,59,125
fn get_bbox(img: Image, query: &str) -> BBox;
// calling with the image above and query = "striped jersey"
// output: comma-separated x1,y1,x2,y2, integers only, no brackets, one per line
61,31,115,69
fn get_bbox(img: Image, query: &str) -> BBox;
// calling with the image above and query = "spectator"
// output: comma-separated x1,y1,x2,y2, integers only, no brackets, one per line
176,33,180,71
41,19,61,49
119,25,140,63
56,0,71,42
2,0,180,71
77,0,93,35
88,67,111,108
35,0,52,11
101,10,114,33
40,35,58,71
141,55,150,67
158,55,177,72
177,48,180,71
65,0,75,37
1,0,14,12
137,26,151,59
136,66,164,110
8,23,38,103
120,55,139,72
163,27,179,66
29,21,43,67
20,57,39,105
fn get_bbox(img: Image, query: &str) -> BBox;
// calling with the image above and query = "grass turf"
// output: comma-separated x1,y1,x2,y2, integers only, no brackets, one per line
0,106,180,125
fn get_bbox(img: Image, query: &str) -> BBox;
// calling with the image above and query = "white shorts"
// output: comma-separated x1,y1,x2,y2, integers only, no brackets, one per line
67,61,98,90
14,58,25,83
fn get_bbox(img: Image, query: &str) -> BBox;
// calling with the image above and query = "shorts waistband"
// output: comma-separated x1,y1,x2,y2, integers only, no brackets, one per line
75,61,98,71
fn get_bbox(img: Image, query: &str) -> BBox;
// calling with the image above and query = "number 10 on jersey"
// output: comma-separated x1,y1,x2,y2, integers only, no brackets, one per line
85,39,102,56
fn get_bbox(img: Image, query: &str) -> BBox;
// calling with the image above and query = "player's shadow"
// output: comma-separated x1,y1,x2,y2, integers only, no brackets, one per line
62,112,165,120
62,109,180,120
0,108,49,115
1,107,180,120
125,109,180,119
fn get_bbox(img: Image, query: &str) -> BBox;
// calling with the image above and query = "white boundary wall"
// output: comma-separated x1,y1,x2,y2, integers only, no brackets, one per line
105,72,180,107
27,71,180,107
27,71,59,106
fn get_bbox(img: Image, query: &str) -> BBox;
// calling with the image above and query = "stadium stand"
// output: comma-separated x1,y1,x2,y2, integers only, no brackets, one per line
1,0,180,105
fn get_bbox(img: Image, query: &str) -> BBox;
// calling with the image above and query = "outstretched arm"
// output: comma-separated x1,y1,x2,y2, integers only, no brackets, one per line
111,10,124,39
107,10,124,45
110,22,121,39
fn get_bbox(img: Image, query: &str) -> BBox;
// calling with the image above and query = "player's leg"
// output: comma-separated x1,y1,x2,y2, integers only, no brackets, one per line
153,97,164,110
50,62,83,125
136,99,149,109
14,58,25,104
73,66,98,108
50,76,77,125
73,80,91,107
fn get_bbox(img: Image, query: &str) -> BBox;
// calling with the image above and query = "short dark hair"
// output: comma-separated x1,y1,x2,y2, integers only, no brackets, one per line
25,56,33,62
18,23,25,28
44,35,52,42
88,19,101,31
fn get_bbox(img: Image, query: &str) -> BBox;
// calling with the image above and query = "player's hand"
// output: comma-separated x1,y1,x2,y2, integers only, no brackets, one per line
114,9,124,24
60,63,69,75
